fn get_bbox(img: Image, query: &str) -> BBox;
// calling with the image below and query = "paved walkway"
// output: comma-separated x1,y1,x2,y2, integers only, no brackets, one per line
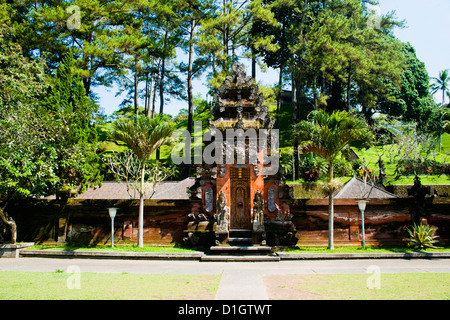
1,258,449,300
215,268,269,300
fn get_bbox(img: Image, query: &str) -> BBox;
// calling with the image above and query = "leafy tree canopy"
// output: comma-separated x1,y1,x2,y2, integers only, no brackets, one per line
379,42,436,127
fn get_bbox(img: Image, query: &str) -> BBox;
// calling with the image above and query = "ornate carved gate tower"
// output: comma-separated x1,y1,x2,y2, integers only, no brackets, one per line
185,64,295,248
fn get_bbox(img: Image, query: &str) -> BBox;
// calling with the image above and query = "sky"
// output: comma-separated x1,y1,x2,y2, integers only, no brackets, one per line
93,0,450,117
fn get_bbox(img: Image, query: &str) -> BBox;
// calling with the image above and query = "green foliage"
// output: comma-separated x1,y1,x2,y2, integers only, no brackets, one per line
0,43,102,200
405,223,439,250
430,69,450,106
379,43,435,127
110,115,174,162
294,110,374,172
298,154,329,182
104,149,177,197
444,110,450,135
41,52,103,194
1,30,105,242
198,0,278,90
279,149,294,177
107,115,175,248
294,109,373,249
0,27,56,199
253,0,406,115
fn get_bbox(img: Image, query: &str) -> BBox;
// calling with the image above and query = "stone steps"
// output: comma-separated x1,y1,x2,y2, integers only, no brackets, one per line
201,255,280,262
203,230,277,260
208,245,272,255
228,237,253,246
227,229,253,246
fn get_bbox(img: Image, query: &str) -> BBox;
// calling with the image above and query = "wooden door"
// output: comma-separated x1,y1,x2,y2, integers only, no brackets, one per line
230,167,251,229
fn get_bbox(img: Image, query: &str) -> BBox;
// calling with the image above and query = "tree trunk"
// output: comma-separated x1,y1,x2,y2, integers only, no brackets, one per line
159,30,169,116
186,20,196,178
223,0,229,61
145,60,155,118
146,74,155,118
328,190,334,250
156,49,165,160
134,54,139,115
138,166,145,248
0,207,17,244
276,65,283,115
159,55,166,116
151,70,158,118
138,192,144,248
144,71,149,117
313,77,318,110
346,59,352,112
252,55,256,80
292,72,300,181
187,20,195,136
328,165,334,250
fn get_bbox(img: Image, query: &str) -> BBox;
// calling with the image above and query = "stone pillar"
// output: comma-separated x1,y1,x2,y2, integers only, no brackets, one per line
349,207,360,242
57,216,68,244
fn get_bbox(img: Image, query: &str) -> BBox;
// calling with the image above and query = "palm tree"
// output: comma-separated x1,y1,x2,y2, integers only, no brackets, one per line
431,69,450,106
111,115,174,247
294,110,373,249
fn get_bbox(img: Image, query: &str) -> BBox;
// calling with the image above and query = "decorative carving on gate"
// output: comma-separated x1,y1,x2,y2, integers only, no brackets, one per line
253,190,265,232
205,187,214,213
268,186,277,212
215,191,229,232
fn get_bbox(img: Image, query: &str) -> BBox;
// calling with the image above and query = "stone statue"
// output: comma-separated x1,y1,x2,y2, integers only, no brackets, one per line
408,175,432,224
215,191,229,232
378,157,386,184
253,190,265,232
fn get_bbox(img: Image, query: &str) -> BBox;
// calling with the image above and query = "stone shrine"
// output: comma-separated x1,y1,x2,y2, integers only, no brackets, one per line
184,64,296,249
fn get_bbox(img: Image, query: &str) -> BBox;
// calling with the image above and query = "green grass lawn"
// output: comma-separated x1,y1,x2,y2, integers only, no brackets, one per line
277,246,450,254
354,133,450,185
264,273,450,300
29,244,450,253
0,271,220,300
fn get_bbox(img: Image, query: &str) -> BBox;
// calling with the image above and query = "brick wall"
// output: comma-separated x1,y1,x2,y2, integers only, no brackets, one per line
4,197,450,247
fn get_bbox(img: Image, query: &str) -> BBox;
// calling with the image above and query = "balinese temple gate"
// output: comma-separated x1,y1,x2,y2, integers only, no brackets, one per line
185,64,296,250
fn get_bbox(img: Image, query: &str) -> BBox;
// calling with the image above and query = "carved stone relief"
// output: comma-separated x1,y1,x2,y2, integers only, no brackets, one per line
268,186,277,212
205,187,214,213
252,190,265,232
215,191,229,232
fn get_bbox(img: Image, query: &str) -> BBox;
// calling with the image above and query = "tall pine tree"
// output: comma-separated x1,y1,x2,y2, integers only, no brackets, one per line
42,52,103,196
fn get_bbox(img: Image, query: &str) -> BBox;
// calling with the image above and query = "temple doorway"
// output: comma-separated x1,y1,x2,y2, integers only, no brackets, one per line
230,167,251,229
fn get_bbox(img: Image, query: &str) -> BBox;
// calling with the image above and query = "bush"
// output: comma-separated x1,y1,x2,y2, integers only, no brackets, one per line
300,155,328,182
333,158,352,177
351,159,363,172
303,169,321,182
405,223,439,249
280,151,294,177
396,159,450,176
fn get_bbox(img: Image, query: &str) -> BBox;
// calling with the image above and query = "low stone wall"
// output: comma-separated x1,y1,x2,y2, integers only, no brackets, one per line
4,198,191,246
3,197,450,247
0,243,35,258
291,198,450,246
387,184,450,198
292,183,450,199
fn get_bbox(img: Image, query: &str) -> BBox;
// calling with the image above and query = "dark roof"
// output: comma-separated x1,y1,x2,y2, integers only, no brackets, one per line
329,176,398,199
46,178,196,200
